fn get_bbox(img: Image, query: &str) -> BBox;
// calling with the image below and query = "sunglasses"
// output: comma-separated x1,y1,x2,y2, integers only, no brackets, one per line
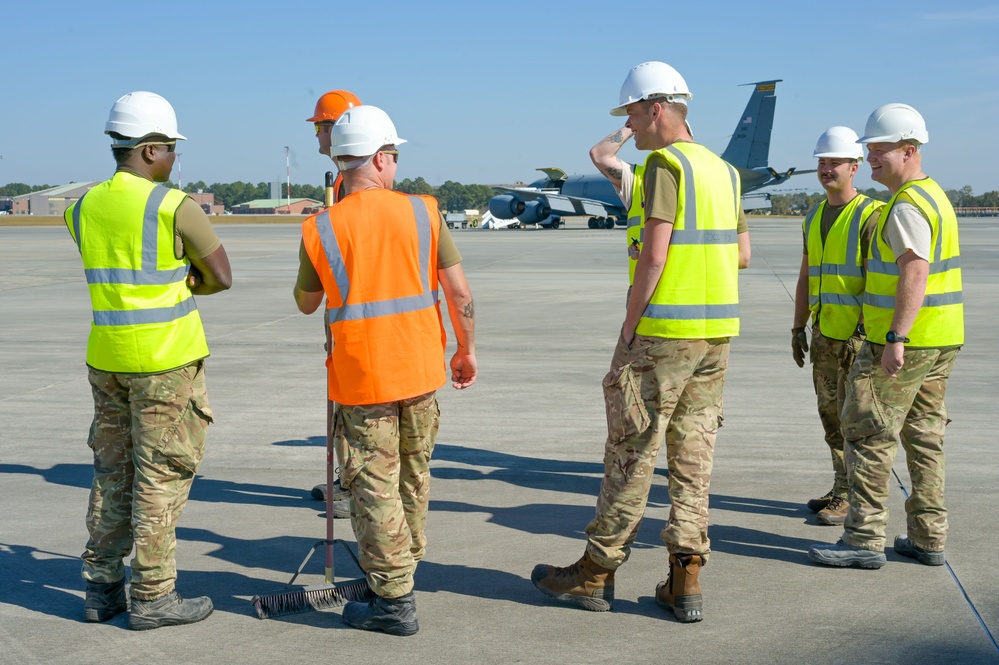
315,122,334,134
381,149,399,163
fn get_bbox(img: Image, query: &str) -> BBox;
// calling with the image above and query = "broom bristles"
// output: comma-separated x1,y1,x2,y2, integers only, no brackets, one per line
252,579,373,619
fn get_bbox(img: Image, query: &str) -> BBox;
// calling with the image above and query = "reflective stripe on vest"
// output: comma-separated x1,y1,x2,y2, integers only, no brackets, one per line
74,186,190,291
315,197,439,324
65,172,208,373
636,142,741,339
804,195,879,340
864,178,964,347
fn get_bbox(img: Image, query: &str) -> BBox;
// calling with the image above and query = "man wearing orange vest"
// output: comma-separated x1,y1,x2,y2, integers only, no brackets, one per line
293,105,476,636
304,90,361,516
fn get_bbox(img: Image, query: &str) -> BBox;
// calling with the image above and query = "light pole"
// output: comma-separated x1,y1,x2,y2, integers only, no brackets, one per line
176,153,183,191
284,146,290,213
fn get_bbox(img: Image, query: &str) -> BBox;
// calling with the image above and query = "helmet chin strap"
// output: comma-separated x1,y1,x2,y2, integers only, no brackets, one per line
334,154,375,172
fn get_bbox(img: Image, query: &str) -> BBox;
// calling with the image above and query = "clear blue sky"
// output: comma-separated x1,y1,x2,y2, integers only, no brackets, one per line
3,1,998,195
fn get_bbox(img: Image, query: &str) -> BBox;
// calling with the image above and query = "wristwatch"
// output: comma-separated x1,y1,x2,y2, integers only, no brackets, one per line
885,330,910,344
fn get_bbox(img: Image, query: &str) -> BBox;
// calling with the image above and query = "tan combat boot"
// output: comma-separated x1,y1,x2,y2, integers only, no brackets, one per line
655,553,703,623
531,551,615,611
816,495,848,526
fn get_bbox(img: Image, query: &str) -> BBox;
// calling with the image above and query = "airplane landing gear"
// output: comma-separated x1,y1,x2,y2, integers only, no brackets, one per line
587,216,615,229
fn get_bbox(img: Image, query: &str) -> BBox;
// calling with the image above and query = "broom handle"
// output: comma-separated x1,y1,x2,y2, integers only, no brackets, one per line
325,314,335,585
323,169,336,584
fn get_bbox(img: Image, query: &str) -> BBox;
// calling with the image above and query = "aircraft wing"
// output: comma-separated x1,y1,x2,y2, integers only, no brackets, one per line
544,194,622,217
491,187,623,217
491,186,549,201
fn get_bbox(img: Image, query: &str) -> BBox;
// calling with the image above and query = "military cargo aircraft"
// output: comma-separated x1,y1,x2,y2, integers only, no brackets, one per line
488,80,807,229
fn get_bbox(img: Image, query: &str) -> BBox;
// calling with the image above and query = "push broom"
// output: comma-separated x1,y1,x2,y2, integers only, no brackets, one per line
251,175,373,618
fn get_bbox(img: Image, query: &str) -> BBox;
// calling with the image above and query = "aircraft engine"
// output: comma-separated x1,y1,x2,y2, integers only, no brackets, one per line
516,199,551,225
488,194,525,220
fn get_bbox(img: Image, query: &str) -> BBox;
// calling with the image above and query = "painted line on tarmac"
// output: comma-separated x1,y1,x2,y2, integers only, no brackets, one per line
892,468,999,655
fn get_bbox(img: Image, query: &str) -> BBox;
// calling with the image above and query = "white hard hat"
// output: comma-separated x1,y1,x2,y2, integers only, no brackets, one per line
813,126,863,160
610,61,692,116
331,106,407,158
105,91,186,145
857,103,929,145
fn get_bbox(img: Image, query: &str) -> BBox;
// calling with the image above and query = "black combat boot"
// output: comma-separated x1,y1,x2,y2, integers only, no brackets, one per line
343,592,419,636
128,591,213,630
84,579,128,623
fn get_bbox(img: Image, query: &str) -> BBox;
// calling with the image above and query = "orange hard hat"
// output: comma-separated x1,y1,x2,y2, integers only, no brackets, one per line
307,90,362,123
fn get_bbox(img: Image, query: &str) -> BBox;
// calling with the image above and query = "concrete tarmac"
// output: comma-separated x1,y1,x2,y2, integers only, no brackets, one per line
1,217,997,664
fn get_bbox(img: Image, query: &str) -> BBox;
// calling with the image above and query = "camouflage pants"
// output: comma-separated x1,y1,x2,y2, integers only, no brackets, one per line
82,361,213,600
335,392,440,599
586,334,729,568
810,325,864,497
840,343,959,552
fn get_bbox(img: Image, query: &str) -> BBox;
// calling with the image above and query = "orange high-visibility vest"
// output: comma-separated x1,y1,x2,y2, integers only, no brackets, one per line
333,173,345,204
302,188,446,405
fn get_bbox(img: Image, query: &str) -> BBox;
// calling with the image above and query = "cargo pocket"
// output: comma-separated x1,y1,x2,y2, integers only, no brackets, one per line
603,363,651,445
157,395,210,474
841,375,888,442
334,407,363,491
841,415,886,441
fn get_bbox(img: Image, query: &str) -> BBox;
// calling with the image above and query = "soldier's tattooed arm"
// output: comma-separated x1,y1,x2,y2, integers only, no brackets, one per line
589,126,633,191
439,263,477,388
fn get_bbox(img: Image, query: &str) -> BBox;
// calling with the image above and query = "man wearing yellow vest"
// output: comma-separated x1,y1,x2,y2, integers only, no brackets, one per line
590,124,751,305
304,89,362,516
809,104,963,569
65,91,231,629
533,62,745,623
294,105,476,635
792,127,881,526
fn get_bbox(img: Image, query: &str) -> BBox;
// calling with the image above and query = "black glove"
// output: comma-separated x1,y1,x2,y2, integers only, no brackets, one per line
792,327,809,368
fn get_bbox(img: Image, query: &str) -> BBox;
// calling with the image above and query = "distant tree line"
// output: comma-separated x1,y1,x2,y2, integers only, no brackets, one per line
174,177,495,212
394,178,496,211
0,183,55,196
766,185,999,216
5,180,998,216
171,181,325,210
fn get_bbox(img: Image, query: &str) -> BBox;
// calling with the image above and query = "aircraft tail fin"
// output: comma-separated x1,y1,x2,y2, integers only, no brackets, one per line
721,80,781,171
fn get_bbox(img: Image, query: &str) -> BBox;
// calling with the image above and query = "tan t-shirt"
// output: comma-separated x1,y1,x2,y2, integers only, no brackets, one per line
643,151,748,232
296,211,462,293
884,198,931,261
173,197,222,260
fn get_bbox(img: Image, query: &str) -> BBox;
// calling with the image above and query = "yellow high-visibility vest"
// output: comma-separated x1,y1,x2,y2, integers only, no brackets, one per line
627,164,645,285
636,143,741,339
864,177,963,347
65,171,209,373
804,195,882,340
